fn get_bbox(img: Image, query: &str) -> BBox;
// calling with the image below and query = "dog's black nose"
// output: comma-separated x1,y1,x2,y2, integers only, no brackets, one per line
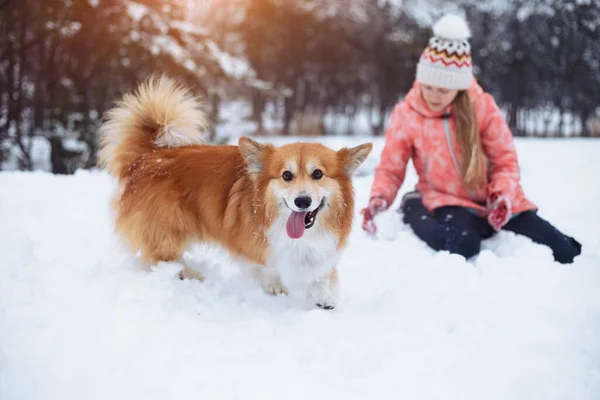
294,196,312,209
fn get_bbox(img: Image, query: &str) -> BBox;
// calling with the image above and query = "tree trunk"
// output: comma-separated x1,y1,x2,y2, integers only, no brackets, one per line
49,136,69,174
282,94,296,136
251,88,265,134
208,90,220,143
508,105,518,136
543,109,554,138
580,110,590,138
558,105,565,137
14,8,32,170
0,3,16,169
82,87,98,168
346,104,357,136
374,103,389,136
1,4,15,144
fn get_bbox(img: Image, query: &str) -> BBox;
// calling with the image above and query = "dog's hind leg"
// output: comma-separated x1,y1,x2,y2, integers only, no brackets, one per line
177,255,205,281
142,231,205,281
148,252,205,281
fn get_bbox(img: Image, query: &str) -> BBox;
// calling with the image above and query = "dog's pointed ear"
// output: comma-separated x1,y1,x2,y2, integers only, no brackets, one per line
239,136,271,178
337,143,373,176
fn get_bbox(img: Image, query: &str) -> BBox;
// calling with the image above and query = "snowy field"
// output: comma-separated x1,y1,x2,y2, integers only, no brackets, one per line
1,137,599,400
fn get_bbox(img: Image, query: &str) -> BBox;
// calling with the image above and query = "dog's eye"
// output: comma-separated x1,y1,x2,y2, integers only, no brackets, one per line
311,169,323,180
282,171,293,182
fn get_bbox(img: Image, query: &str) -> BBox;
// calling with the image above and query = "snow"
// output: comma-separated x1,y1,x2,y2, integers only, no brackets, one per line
2,137,88,172
516,3,556,22
203,41,277,92
214,100,259,141
127,3,149,23
205,40,253,80
122,3,270,92
1,138,600,400
170,20,208,37
1,137,53,171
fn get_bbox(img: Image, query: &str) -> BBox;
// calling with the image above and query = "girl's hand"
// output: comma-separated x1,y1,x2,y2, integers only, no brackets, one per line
360,197,388,235
487,192,511,231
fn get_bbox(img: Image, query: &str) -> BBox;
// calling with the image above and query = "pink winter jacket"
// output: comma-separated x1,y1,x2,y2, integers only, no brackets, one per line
370,78,537,217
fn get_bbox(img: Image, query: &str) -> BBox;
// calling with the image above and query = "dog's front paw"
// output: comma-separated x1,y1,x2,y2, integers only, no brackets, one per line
262,280,288,296
179,266,205,281
314,293,337,310
316,301,336,310
307,285,338,310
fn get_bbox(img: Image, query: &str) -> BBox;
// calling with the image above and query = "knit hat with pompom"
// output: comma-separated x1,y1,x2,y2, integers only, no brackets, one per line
416,14,473,90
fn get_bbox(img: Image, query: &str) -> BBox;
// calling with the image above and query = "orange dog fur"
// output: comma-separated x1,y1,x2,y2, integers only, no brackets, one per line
98,76,372,309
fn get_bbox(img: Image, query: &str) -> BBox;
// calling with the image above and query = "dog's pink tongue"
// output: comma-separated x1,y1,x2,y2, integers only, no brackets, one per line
286,211,308,239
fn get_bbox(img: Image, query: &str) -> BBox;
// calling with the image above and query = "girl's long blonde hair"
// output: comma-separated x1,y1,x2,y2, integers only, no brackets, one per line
453,90,487,189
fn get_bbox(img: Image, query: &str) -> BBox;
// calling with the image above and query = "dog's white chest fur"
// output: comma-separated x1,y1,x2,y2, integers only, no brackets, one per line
267,216,339,291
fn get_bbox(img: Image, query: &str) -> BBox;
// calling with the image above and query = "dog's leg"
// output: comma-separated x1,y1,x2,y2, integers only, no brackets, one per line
261,272,288,296
177,256,205,281
145,246,204,281
245,262,288,296
307,267,339,310
142,229,204,281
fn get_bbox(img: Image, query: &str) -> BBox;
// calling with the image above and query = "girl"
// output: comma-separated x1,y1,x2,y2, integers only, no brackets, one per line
361,14,581,264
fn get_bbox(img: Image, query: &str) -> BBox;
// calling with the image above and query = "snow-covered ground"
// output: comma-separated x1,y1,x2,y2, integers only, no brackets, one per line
1,137,599,400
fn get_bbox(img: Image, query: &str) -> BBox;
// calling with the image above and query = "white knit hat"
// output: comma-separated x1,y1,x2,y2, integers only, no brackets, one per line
416,14,473,90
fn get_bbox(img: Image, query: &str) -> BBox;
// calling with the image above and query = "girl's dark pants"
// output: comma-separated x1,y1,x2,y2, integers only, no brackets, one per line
401,195,582,264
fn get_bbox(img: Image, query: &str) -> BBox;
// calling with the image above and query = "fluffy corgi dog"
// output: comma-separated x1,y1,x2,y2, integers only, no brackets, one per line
99,76,372,309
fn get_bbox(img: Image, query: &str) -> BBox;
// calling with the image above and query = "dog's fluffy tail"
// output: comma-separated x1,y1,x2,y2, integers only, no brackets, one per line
98,75,207,180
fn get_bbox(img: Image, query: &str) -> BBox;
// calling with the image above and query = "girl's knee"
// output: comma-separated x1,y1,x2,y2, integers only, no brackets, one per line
436,227,481,259
401,197,426,215
401,196,431,226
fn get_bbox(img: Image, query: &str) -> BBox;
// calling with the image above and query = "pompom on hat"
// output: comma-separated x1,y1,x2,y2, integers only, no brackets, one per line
416,14,473,90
